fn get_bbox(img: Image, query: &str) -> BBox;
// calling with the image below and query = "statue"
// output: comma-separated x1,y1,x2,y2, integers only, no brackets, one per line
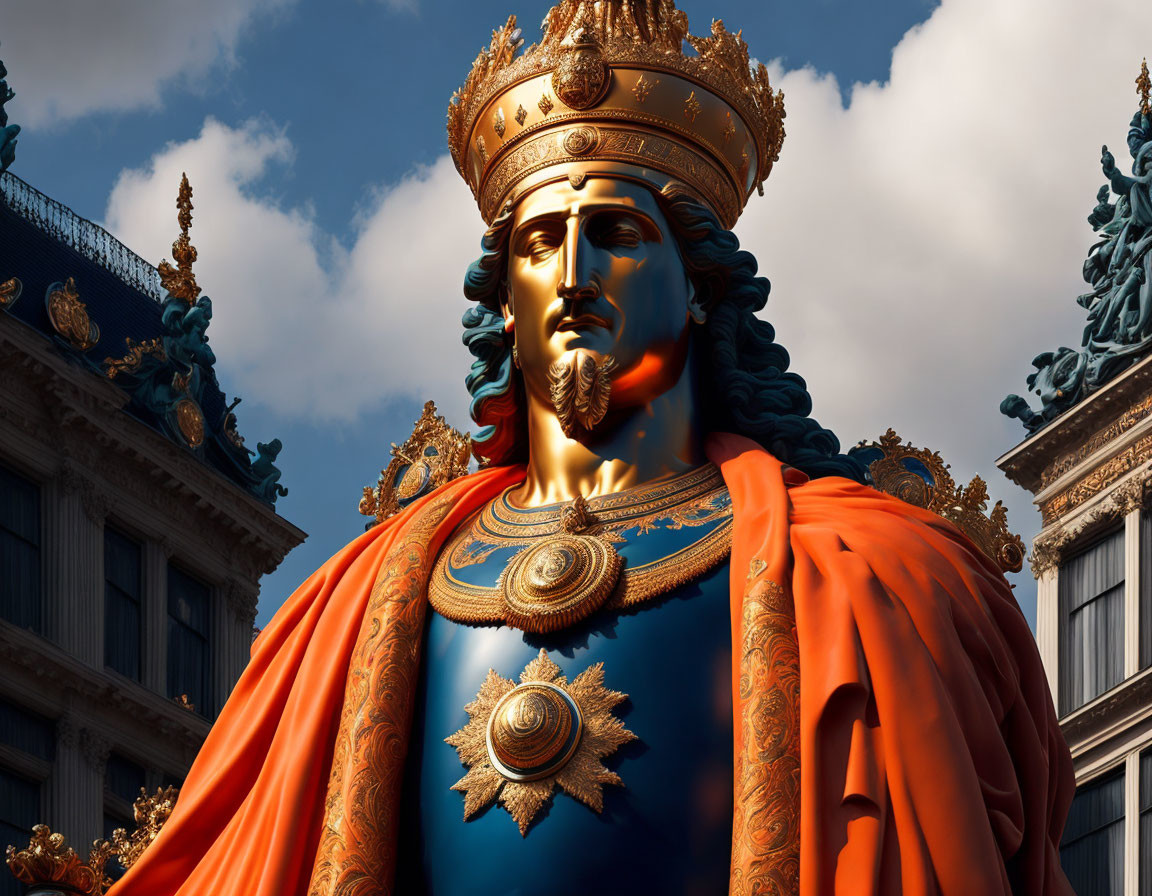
1005,61,1152,431
0,44,19,173
105,3,1073,894
251,439,288,502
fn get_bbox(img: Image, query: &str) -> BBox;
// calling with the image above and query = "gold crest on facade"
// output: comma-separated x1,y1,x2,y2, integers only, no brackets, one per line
45,277,100,351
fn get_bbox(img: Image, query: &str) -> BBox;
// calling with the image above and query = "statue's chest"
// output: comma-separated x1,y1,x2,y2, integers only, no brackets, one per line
399,474,735,895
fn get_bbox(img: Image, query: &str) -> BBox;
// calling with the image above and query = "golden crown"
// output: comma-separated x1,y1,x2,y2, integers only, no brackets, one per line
447,0,786,228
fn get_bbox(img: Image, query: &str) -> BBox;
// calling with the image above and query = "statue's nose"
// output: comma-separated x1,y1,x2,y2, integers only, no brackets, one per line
557,216,601,303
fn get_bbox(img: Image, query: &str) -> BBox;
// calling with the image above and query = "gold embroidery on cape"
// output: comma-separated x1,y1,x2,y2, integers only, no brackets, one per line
445,649,635,836
729,569,800,895
429,463,732,628
308,492,458,896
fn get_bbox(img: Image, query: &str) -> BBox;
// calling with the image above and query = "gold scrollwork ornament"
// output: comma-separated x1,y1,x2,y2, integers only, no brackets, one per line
45,278,100,351
446,649,635,835
0,276,22,308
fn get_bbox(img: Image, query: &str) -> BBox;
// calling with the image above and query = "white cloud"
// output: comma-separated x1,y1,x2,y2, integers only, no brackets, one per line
104,117,484,432
729,0,1152,603
102,0,1152,615
0,0,294,126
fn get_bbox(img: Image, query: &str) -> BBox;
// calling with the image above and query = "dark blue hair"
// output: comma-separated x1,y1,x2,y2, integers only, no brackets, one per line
461,185,866,482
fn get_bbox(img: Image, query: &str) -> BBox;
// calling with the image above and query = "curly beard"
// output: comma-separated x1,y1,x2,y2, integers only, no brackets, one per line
547,352,617,438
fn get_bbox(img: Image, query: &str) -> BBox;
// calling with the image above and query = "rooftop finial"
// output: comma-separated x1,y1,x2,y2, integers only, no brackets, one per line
157,173,201,305
0,41,20,172
1138,58,1151,118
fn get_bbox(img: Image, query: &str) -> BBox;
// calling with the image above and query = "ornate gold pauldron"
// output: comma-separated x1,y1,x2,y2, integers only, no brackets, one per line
429,463,732,633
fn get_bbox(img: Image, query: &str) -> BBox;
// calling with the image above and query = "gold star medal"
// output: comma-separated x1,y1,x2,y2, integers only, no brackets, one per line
445,649,636,835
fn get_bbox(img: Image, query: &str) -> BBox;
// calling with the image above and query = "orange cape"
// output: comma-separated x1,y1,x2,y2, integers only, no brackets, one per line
108,434,1074,895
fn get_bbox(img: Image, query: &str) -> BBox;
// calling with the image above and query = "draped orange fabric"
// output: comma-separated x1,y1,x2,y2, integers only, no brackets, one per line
108,436,1074,896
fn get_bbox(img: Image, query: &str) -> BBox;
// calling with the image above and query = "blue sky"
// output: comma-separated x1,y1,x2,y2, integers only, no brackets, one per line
4,0,1151,628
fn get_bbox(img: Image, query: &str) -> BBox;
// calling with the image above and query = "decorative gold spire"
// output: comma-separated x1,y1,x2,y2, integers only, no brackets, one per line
1138,58,1151,118
157,173,201,305
446,0,785,228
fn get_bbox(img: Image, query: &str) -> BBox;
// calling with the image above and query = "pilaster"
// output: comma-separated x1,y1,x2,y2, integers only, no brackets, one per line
1125,750,1139,895
47,716,104,853
1125,509,1141,680
43,466,103,667
1035,566,1060,707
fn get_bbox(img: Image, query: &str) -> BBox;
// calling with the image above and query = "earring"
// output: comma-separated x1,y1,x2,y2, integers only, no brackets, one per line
512,344,520,368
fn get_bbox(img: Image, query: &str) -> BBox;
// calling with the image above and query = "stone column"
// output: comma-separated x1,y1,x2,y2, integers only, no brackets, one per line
216,579,258,713
1124,508,1141,679
43,464,105,668
142,540,171,696
1035,566,1059,708
47,716,105,851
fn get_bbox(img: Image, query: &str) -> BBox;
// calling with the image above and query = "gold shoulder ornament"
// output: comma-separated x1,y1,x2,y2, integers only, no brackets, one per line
446,649,635,836
359,400,471,526
856,428,1025,574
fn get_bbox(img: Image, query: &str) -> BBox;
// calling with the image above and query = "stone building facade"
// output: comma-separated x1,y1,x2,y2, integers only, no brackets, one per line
998,67,1152,895
0,166,305,893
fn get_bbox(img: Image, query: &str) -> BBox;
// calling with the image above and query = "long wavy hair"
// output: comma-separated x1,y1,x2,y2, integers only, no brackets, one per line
460,183,866,482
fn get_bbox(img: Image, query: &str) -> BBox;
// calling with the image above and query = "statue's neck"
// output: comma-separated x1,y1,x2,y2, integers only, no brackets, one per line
510,353,706,509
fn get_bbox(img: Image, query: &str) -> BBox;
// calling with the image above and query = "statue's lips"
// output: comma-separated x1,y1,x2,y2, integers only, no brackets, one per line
555,314,612,333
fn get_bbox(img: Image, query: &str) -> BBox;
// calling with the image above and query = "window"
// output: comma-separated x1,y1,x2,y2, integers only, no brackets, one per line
167,565,211,716
0,465,41,633
1061,768,1125,895
104,528,142,681
0,700,54,896
1060,529,1125,714
1142,750,1152,896
104,753,146,883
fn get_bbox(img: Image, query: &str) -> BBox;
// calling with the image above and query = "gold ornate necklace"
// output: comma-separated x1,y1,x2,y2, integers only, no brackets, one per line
428,463,732,633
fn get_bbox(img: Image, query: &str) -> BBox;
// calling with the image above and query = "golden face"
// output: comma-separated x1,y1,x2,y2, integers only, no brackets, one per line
504,176,703,412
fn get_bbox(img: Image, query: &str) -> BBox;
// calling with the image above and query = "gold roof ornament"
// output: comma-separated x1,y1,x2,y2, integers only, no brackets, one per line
109,786,180,871
1138,58,1151,118
157,173,201,305
45,277,100,351
360,400,471,525
446,0,786,228
0,276,22,308
857,430,1026,574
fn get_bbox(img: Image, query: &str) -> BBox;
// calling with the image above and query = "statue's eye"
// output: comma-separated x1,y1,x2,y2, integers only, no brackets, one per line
590,218,645,250
518,227,562,263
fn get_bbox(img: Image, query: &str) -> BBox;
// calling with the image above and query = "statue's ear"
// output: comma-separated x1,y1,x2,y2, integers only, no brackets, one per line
687,280,707,325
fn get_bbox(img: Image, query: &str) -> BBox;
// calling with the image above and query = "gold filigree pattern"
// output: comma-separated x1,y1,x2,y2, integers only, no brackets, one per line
109,787,180,871
430,464,732,628
308,492,459,895
446,0,786,228
859,429,1025,574
359,400,471,525
157,173,201,305
445,649,635,835
1041,393,1152,488
103,337,166,379
1041,433,1152,524
632,73,656,103
45,277,100,351
684,90,702,122
729,571,800,894
538,93,554,116
0,276,22,308
5,826,112,896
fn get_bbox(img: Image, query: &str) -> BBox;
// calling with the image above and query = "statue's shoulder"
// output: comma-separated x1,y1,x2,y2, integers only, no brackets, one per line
791,429,1026,579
